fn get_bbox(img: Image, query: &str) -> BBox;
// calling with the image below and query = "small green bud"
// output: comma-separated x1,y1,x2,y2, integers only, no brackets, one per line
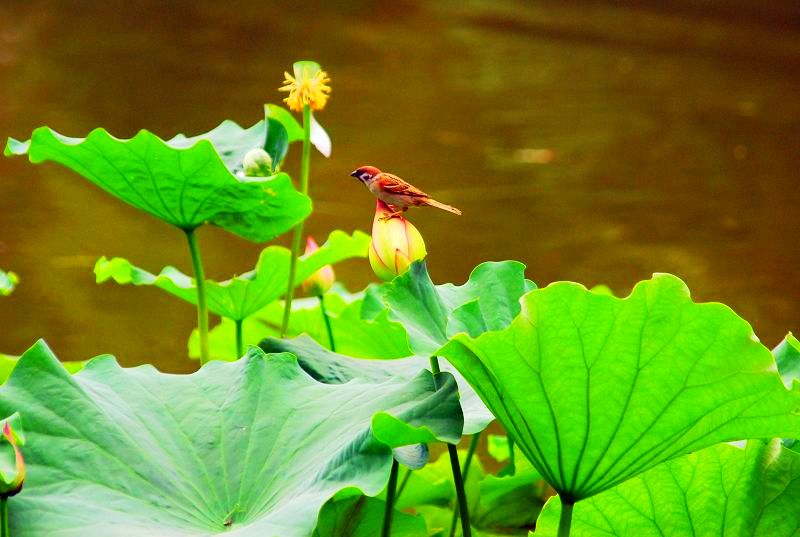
242,148,273,177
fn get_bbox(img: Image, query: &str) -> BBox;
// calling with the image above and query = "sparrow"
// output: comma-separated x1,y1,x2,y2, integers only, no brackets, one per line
350,165,462,220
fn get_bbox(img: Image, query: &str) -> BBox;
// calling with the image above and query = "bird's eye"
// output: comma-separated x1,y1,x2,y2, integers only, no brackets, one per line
360,173,371,180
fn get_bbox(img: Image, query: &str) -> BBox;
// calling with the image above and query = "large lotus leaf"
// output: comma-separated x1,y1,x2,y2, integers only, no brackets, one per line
163,119,272,171
774,332,800,389
314,493,425,536
96,230,369,321
0,269,18,296
195,286,412,361
4,123,311,242
380,261,535,357
439,274,800,502
261,335,493,435
534,439,800,536
2,340,463,536
0,353,86,385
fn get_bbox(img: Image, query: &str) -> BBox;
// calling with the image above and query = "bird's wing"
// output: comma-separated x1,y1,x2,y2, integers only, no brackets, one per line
378,173,429,197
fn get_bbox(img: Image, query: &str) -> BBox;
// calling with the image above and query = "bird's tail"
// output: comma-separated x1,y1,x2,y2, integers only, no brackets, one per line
426,198,462,215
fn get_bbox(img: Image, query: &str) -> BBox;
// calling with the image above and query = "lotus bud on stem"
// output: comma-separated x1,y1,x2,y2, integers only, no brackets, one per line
369,200,427,282
301,236,337,351
0,415,26,537
242,148,273,177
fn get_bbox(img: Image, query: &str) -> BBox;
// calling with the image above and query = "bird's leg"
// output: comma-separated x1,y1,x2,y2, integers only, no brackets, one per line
379,205,407,221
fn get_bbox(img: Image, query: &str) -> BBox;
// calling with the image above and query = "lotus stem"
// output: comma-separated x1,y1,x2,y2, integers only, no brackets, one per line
508,436,516,474
2,497,8,537
429,356,472,537
280,104,312,337
394,468,412,506
235,318,244,359
558,500,574,537
381,459,399,537
318,295,336,351
185,229,209,366
447,432,481,537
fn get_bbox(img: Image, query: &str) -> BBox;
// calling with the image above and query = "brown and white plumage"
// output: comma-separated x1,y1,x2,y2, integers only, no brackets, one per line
350,165,462,219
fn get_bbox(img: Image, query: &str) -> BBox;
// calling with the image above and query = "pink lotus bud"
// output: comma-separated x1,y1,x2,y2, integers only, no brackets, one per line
0,415,25,498
369,200,427,281
301,236,335,296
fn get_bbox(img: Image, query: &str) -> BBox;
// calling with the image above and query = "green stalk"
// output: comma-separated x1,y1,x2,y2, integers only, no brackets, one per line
234,318,244,359
558,500,574,537
185,229,209,366
318,295,336,351
381,459,400,537
429,356,472,537
447,432,481,537
280,104,312,337
394,468,412,506
508,436,516,475
1,496,8,537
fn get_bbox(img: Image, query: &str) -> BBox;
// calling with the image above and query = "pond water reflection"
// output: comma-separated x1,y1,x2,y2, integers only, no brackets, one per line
1,0,798,371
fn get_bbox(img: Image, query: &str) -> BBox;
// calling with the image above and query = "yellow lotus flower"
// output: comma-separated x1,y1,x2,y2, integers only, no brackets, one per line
279,61,331,113
301,236,335,296
369,200,427,281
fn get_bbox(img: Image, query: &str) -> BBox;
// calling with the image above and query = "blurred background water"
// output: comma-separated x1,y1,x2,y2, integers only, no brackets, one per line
1,0,798,372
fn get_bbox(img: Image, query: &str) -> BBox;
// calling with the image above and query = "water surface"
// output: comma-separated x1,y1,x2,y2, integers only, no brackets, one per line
1,0,799,371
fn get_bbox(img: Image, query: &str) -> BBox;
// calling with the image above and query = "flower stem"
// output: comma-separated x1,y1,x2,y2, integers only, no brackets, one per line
394,468,412,506
447,432,481,537
381,459,399,537
185,228,209,366
429,356,472,537
2,496,9,537
280,104,312,337
558,500,574,537
508,436,516,474
235,318,244,359
318,295,336,351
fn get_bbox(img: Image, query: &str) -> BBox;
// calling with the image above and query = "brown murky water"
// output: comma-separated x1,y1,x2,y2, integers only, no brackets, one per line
1,0,799,372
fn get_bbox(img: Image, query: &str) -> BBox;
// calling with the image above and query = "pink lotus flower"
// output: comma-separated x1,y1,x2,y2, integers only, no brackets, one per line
301,236,335,296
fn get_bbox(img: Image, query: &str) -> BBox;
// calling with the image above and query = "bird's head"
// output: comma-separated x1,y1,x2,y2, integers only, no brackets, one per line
350,165,381,184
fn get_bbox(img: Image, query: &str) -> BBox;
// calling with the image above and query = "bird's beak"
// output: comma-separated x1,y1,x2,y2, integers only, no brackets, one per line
349,170,359,178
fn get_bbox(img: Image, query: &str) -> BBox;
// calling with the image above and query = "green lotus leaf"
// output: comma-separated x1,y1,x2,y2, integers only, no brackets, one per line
263,118,289,170
314,493,425,536
5,122,311,242
439,274,800,502
774,332,800,389
0,269,18,296
488,434,512,463
381,261,535,357
194,285,412,361
486,434,537,477
0,352,86,385
534,439,800,536
1,340,463,536
260,335,493,435
95,230,369,321
265,104,331,157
